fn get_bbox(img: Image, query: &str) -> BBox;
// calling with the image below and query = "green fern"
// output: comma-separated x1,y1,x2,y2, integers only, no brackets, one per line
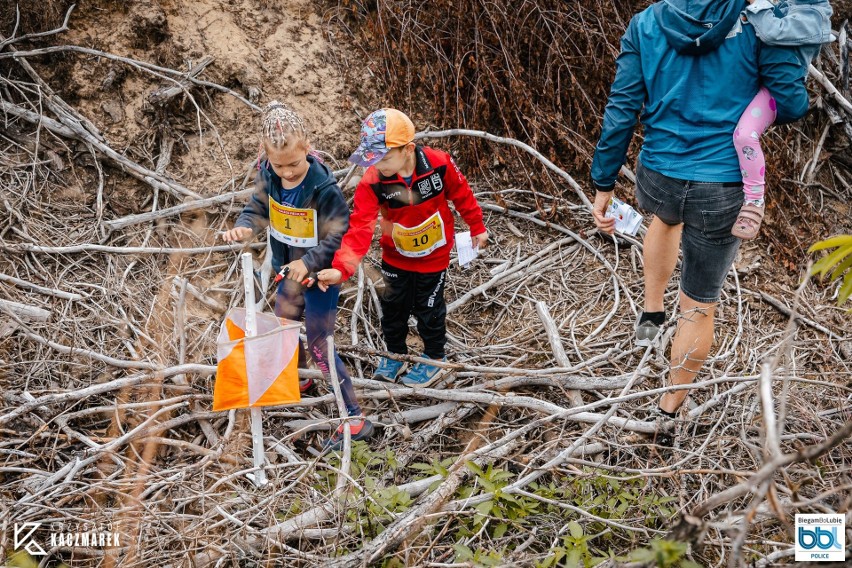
809,235,852,305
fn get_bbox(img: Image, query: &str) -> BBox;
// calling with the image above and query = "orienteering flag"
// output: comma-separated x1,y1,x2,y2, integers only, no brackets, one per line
213,308,301,411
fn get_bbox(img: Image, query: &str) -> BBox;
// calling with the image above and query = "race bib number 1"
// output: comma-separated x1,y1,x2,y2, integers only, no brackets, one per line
269,196,318,248
391,212,447,258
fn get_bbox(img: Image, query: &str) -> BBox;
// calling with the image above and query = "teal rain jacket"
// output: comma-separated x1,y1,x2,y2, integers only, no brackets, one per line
591,0,809,189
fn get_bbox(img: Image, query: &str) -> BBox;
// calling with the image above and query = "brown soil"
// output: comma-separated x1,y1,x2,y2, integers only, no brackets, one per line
52,0,364,174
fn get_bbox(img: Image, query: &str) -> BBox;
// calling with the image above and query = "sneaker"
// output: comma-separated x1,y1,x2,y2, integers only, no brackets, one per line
635,319,661,347
651,407,676,447
373,357,406,383
322,418,374,452
653,428,675,448
400,355,447,387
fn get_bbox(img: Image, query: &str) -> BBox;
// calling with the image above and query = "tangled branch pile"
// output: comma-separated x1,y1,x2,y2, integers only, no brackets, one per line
1,1,851,566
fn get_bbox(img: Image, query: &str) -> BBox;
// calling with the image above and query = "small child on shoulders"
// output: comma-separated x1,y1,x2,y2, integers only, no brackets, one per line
732,0,833,239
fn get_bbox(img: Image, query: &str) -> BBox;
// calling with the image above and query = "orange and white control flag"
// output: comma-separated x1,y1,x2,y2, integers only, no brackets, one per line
213,308,301,411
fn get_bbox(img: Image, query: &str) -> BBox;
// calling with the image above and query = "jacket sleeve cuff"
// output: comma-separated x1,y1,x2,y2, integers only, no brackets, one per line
300,254,316,272
592,181,616,192
747,0,774,13
234,218,256,230
331,260,354,282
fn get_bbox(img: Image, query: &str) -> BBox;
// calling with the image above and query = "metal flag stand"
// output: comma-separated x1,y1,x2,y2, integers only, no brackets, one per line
242,252,268,487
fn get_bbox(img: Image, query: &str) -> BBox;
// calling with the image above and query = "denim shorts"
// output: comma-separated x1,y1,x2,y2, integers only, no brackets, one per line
635,162,742,304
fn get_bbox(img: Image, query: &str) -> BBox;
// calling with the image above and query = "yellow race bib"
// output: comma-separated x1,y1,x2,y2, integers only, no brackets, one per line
269,196,318,248
391,212,447,258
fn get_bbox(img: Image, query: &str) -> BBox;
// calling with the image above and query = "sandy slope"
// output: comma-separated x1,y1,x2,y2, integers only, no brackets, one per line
56,0,363,189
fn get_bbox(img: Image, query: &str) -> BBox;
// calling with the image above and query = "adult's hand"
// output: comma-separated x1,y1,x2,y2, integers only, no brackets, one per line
316,268,343,292
222,227,253,242
592,191,616,235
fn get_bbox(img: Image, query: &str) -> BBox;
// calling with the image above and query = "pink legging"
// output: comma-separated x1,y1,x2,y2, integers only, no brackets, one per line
733,87,778,202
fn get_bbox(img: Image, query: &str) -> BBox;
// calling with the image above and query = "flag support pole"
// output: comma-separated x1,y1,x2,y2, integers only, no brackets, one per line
242,252,268,487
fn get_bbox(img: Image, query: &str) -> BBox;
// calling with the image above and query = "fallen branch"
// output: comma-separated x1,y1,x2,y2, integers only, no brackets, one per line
0,242,265,255
0,273,83,301
416,128,592,209
148,56,215,106
0,298,51,321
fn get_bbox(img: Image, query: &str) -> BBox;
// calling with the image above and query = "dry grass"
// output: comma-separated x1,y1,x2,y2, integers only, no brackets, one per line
1,1,851,566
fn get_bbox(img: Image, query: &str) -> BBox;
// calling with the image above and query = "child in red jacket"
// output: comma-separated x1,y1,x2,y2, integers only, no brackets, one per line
316,108,487,387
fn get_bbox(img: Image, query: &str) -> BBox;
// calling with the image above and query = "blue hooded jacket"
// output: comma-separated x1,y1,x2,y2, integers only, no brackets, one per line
236,155,349,273
591,0,809,189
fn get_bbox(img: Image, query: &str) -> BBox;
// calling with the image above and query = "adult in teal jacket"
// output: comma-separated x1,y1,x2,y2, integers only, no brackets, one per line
590,0,808,422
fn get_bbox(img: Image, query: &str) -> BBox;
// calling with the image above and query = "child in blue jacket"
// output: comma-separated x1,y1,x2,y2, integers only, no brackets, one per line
223,101,373,451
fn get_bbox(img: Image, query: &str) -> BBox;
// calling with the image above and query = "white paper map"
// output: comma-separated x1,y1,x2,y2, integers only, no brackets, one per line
455,231,478,268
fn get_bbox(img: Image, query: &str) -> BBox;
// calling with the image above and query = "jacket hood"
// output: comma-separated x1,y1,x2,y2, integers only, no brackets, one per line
653,0,744,55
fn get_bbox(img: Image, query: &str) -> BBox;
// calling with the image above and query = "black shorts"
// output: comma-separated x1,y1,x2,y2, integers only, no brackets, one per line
635,162,742,304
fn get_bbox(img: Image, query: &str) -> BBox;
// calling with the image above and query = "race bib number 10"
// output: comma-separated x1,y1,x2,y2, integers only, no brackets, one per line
269,196,318,248
391,212,447,258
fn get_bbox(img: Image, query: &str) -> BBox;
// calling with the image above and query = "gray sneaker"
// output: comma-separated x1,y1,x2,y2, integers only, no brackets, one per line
635,318,661,347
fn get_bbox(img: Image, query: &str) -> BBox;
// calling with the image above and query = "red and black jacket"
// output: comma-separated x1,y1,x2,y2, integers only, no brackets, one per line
333,146,486,280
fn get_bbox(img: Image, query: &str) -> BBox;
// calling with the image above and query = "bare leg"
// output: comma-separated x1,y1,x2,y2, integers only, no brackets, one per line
659,291,716,413
643,216,683,313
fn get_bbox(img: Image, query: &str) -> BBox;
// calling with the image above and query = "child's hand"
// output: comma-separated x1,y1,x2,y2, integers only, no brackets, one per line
591,191,616,235
473,231,488,250
316,268,343,292
222,227,253,242
283,259,308,283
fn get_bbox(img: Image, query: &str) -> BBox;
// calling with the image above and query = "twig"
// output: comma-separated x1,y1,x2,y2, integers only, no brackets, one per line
416,128,592,209
0,272,83,301
810,64,852,115
535,301,583,406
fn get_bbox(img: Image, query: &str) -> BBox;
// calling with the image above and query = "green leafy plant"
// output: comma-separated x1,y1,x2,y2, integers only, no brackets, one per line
809,234,852,305
457,462,539,538
410,456,455,478
628,539,701,568
353,477,414,537
316,441,397,492
453,543,505,567
410,456,456,491
300,443,413,538
536,521,593,568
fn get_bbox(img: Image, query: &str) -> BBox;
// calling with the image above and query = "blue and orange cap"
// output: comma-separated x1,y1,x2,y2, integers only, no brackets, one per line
348,108,415,167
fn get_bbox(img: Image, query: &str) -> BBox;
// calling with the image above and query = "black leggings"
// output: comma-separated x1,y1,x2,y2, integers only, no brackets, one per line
379,261,447,360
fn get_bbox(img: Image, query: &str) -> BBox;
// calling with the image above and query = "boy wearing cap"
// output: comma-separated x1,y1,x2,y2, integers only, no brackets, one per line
316,108,487,387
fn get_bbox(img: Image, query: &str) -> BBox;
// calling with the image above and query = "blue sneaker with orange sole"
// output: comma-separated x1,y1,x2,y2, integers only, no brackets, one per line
299,377,315,394
322,418,374,452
